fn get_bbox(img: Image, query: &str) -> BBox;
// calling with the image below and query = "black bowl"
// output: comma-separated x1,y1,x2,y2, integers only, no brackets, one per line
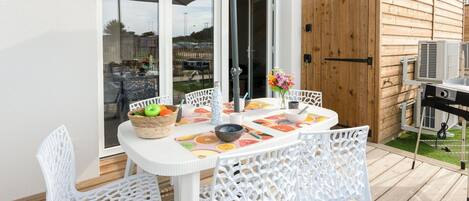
215,124,245,142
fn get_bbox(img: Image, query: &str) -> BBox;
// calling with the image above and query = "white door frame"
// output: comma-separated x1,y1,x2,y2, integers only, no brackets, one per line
266,0,276,97
159,0,173,103
99,0,228,157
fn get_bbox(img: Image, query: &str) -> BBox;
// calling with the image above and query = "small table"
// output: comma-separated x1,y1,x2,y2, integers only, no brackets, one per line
118,98,339,201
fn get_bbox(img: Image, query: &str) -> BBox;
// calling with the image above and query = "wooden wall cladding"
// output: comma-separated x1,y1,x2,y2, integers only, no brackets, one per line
378,0,464,141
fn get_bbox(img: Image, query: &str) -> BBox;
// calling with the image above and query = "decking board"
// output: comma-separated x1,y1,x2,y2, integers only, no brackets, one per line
367,145,377,153
367,153,405,181
409,168,461,201
370,158,423,200
376,162,441,201
16,143,468,201
441,175,468,201
367,148,390,165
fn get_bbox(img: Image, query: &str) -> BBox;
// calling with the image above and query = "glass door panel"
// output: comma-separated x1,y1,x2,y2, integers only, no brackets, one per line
172,0,214,103
229,0,267,100
102,0,159,148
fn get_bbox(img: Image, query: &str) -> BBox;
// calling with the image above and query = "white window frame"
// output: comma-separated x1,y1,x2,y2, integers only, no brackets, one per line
98,0,229,157
266,0,276,97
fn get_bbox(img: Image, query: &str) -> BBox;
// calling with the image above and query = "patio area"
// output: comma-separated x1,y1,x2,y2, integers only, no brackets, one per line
108,143,469,201
3,0,469,200
21,143,468,201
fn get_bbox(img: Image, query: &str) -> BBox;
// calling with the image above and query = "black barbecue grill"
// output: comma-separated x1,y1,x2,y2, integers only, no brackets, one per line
412,78,469,200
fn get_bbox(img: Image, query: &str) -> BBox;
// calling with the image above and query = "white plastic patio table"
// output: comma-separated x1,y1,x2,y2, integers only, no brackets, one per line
118,98,338,201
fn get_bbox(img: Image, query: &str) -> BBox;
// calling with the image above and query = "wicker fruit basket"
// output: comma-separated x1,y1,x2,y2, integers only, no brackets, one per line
127,105,179,139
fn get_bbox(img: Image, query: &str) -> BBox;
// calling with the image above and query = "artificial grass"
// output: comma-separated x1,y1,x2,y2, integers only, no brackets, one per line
173,80,213,94
385,127,469,166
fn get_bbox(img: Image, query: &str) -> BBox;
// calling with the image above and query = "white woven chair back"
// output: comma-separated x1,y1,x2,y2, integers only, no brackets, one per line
129,95,171,111
185,88,214,107
286,89,322,107
208,141,302,201
36,125,77,201
298,126,371,201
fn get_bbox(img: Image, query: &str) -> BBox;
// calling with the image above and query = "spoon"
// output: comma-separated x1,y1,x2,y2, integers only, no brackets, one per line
179,98,185,106
298,106,309,115
243,92,249,100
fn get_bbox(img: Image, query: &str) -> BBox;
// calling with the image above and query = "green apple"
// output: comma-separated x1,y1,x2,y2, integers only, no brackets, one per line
144,104,161,117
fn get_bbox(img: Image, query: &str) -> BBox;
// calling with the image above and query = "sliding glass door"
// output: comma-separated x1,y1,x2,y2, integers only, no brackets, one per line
229,0,269,99
172,0,214,103
102,0,160,149
100,0,224,156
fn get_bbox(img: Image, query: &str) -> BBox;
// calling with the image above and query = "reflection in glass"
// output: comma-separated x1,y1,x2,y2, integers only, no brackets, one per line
229,0,267,100
102,0,159,148
172,0,214,103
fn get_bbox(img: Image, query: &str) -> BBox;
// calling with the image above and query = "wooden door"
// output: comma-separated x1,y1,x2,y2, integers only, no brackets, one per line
302,0,377,134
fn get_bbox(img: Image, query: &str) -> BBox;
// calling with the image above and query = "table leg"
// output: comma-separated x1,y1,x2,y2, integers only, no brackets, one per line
174,172,200,201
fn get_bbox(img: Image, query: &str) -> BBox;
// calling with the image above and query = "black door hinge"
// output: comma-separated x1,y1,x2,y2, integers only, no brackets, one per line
305,24,312,32
304,54,312,64
324,57,373,65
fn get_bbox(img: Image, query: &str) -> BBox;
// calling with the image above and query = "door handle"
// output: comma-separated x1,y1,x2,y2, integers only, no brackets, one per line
304,54,312,64
324,57,373,65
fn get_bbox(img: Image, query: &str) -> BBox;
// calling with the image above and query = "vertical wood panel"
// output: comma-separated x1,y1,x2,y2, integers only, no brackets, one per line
301,0,377,133
377,0,464,141
301,0,463,142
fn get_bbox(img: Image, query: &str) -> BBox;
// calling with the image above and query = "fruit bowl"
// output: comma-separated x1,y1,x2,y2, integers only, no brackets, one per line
128,105,179,139
215,124,245,142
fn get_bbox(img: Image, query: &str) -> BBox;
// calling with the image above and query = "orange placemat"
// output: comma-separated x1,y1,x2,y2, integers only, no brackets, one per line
176,107,211,126
252,113,328,133
175,126,273,159
223,100,274,114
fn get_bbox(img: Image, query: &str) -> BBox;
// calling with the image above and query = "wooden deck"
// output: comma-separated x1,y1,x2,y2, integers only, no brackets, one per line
366,143,467,201
18,143,468,201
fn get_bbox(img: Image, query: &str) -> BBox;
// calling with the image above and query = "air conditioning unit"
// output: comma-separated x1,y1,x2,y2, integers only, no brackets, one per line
416,40,460,82
415,91,458,131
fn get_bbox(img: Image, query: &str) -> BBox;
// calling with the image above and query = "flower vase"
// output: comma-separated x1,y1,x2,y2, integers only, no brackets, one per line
279,91,287,110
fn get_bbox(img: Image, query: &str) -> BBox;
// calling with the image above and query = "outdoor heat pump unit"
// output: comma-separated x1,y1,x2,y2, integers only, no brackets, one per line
416,40,460,82
415,91,458,131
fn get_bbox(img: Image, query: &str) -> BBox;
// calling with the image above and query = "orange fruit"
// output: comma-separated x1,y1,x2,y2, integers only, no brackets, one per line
159,109,173,116
216,143,236,152
194,135,219,144
160,105,167,111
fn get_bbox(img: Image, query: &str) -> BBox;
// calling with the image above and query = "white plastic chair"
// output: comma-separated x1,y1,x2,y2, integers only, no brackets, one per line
36,125,162,201
297,126,371,201
129,95,171,111
199,141,303,201
185,88,214,107
126,95,171,177
286,89,322,107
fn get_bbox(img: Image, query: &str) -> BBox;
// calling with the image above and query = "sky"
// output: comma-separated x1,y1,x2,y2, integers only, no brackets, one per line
103,0,213,37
